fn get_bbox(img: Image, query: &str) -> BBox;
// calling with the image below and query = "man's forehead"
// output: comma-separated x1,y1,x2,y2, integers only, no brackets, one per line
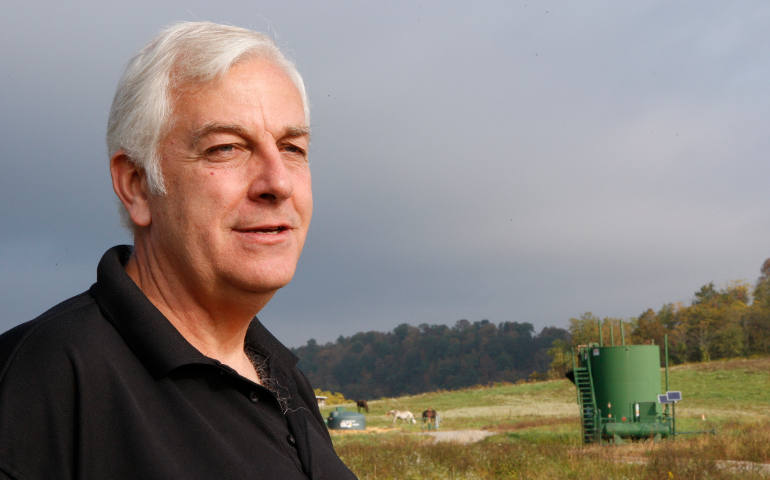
169,59,307,135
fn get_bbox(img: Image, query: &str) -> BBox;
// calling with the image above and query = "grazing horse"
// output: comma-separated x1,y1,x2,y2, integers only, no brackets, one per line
422,408,437,430
355,399,369,413
386,410,416,424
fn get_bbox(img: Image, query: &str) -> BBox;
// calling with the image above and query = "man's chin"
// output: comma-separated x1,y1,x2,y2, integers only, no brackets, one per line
229,270,296,296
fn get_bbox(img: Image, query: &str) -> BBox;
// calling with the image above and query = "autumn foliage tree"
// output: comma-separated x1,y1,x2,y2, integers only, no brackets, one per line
745,258,770,353
671,282,749,361
549,259,770,374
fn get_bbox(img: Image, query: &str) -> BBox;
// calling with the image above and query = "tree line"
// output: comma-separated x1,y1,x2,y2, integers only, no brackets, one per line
293,320,568,399
293,259,770,398
548,259,770,377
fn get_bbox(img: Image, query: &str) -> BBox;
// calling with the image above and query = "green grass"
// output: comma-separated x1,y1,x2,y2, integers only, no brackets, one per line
322,356,770,479
668,358,770,410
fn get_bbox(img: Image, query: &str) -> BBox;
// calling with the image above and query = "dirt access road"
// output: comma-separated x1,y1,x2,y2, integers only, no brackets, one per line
423,430,494,444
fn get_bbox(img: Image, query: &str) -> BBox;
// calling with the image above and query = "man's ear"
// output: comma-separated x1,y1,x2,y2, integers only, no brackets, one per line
110,151,152,227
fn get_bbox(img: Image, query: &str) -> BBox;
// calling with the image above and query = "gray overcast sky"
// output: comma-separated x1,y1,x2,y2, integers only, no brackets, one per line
1,1,769,347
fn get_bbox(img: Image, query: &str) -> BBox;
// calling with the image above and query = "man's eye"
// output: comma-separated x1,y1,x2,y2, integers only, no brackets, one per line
207,145,234,154
204,144,243,161
281,143,307,156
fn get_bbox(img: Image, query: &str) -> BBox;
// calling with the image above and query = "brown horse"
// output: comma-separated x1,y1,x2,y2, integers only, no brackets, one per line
422,408,437,430
356,399,369,413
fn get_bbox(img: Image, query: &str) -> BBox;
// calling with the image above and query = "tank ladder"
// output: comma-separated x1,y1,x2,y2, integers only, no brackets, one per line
574,350,600,444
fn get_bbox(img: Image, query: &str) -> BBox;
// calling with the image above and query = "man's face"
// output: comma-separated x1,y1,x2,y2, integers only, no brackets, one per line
146,57,312,302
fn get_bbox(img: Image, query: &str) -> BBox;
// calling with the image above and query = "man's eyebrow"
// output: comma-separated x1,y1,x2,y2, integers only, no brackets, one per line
281,125,311,140
190,123,250,147
190,123,311,147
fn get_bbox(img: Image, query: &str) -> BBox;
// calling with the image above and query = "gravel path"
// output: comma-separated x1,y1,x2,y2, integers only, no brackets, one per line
423,429,495,444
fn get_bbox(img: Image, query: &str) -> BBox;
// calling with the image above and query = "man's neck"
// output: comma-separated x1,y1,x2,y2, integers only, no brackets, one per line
124,249,266,384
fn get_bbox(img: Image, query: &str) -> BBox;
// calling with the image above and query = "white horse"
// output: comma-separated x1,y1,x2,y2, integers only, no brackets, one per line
387,409,416,424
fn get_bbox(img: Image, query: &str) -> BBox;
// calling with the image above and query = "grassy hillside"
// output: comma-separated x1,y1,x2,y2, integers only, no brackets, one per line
322,356,770,479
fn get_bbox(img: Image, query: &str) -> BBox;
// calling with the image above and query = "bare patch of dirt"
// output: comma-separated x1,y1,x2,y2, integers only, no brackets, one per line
329,426,498,445
328,427,397,435
717,460,770,475
423,430,495,444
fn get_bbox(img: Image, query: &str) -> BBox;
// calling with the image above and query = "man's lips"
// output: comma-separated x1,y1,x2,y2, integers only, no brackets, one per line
233,224,292,235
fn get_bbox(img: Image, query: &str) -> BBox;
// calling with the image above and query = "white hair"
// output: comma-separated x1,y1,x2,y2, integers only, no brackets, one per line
106,21,309,197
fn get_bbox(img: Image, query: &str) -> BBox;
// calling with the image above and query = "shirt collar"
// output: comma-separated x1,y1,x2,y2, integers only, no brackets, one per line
89,245,297,378
245,318,299,370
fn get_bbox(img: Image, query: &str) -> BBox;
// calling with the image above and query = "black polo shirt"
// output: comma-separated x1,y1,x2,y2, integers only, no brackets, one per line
0,246,356,480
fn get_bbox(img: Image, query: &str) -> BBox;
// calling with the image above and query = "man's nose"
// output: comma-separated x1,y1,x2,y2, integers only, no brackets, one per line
247,143,293,202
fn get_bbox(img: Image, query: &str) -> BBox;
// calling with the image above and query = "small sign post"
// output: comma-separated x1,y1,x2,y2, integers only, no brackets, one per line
658,391,682,436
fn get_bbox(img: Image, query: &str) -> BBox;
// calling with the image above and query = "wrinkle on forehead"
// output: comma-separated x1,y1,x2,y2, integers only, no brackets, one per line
167,60,306,142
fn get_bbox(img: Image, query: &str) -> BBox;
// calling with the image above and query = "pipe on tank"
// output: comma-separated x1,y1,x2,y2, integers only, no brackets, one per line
609,320,615,346
620,321,625,346
598,318,603,346
664,334,676,437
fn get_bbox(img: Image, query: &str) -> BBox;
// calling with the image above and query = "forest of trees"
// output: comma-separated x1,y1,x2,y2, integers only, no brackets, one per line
293,259,770,399
548,259,770,377
293,320,568,399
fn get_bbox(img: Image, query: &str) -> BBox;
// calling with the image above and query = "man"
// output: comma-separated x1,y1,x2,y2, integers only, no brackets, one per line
0,22,357,479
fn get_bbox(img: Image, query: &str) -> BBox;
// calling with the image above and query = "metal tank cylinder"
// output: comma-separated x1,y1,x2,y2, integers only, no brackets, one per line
588,345,662,422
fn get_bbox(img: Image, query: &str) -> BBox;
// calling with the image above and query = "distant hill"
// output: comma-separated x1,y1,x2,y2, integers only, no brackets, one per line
291,320,568,399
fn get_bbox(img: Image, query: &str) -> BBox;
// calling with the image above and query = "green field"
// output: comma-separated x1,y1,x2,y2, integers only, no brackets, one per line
321,356,770,479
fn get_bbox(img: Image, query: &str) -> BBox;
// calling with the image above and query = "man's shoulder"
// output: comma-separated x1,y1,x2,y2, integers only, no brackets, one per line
0,290,109,380
0,291,108,479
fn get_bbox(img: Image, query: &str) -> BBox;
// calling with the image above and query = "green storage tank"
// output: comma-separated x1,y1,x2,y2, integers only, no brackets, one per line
572,342,673,444
326,407,366,430
589,345,662,423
